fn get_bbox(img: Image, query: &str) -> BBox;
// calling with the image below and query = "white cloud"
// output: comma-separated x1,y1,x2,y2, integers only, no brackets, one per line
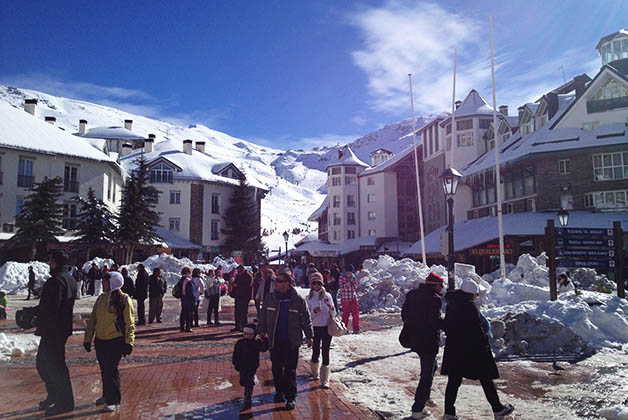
251,133,360,150
351,115,367,125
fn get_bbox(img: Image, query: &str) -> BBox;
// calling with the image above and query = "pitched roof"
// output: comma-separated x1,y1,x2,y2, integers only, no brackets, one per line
361,144,418,176
308,196,328,221
452,89,495,118
325,145,369,169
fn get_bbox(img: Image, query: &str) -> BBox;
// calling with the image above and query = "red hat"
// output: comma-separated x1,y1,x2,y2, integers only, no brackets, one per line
425,273,444,285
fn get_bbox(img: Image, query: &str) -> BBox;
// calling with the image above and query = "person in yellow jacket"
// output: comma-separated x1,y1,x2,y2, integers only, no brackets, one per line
83,271,135,413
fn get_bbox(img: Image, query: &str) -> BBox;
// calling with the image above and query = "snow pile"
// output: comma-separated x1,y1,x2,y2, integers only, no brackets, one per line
598,406,628,420
0,332,40,361
81,257,115,273
0,261,50,295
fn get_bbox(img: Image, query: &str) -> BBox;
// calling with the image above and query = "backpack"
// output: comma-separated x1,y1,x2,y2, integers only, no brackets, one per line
172,279,182,299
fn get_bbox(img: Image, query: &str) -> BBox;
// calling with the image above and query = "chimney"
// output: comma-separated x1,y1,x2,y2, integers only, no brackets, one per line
574,75,588,99
498,105,508,116
517,105,525,120
45,116,56,126
79,119,87,135
183,139,193,155
455,100,462,110
144,135,154,153
24,99,38,116
121,143,132,157
546,93,559,119
195,141,206,153
124,119,133,131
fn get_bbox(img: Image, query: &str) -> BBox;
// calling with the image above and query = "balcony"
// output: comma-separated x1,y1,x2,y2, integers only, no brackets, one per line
17,175,35,188
587,96,628,113
150,173,174,183
64,180,80,193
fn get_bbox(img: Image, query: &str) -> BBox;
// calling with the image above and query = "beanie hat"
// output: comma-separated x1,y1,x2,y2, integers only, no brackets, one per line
460,278,479,295
107,271,124,292
425,273,444,285
309,271,324,284
347,264,355,272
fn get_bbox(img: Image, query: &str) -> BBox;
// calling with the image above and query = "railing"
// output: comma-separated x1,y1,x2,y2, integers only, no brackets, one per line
17,175,34,188
587,96,628,113
64,180,80,193
150,173,173,183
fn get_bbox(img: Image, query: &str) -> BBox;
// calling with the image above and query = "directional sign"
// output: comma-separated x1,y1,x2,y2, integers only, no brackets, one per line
556,227,613,237
557,259,614,268
557,249,615,257
557,238,614,247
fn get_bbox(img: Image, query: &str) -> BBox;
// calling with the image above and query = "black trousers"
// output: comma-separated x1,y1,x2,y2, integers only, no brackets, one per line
311,326,332,365
180,304,194,330
444,375,503,415
95,337,124,405
207,295,220,323
36,335,74,409
193,302,200,326
234,298,249,329
136,299,146,324
239,368,256,388
270,342,299,400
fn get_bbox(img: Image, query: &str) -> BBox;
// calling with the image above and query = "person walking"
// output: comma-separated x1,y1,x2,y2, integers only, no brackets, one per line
33,250,78,416
306,272,335,388
401,273,444,419
134,264,149,326
83,271,135,413
254,268,275,311
441,278,514,420
191,268,205,328
329,263,341,311
148,267,167,323
27,266,35,300
72,266,82,300
339,264,360,334
120,267,135,297
232,323,268,402
204,269,222,325
231,265,253,332
179,267,196,332
258,271,313,410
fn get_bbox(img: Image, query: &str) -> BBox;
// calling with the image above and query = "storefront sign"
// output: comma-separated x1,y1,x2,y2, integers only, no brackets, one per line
470,248,513,256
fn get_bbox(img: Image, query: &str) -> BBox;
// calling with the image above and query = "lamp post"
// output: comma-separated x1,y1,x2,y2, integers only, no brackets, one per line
557,208,569,227
440,168,462,291
282,231,289,267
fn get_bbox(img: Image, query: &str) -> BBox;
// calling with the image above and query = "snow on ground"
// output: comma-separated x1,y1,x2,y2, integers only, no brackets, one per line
0,332,39,361
0,261,50,294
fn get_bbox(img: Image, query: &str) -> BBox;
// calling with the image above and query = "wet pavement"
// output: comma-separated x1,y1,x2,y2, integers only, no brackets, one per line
0,295,379,419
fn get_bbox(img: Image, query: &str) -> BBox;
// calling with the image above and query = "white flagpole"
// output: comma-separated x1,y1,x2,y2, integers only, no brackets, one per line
490,16,506,280
450,50,457,168
408,74,427,264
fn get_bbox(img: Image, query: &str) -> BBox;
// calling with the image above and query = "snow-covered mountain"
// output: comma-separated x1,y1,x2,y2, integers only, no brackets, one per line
0,85,427,251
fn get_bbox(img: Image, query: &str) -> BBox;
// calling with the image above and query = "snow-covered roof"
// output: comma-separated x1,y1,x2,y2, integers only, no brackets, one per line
361,144,417,176
452,89,495,118
325,145,369,170
375,241,413,254
293,232,319,247
0,102,116,163
293,236,377,256
503,116,519,128
369,148,393,156
308,196,328,221
596,29,628,50
155,227,201,250
522,103,539,115
81,125,145,141
403,211,628,256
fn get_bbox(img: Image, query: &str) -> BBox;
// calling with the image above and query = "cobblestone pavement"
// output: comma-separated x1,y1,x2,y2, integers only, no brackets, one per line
0,295,379,419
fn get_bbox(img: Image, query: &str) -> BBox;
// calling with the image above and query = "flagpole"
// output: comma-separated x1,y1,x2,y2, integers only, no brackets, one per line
490,16,506,280
408,73,426,264
450,49,457,168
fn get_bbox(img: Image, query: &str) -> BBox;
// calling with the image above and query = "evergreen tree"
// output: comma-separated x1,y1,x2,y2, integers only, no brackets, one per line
116,156,161,264
221,176,264,262
74,186,116,260
9,176,64,261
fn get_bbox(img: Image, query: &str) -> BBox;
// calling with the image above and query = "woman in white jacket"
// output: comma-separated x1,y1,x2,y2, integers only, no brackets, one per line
306,271,335,388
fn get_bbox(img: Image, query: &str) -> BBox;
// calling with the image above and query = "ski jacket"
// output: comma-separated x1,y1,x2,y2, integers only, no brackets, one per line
84,292,135,345
205,276,221,296
339,273,358,301
401,283,443,355
148,273,167,298
258,287,313,350
121,274,135,297
34,265,77,337
306,290,334,327
180,276,196,306
232,270,253,301
232,337,268,372
134,269,150,300
254,275,275,303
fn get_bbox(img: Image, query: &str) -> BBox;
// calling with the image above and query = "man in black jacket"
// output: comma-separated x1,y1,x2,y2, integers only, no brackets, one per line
401,272,444,420
135,264,149,325
148,267,167,323
27,266,35,300
231,265,253,332
34,250,78,416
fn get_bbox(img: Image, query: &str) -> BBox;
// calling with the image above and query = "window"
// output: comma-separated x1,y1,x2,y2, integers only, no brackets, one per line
457,132,474,147
524,174,535,195
527,198,536,212
593,152,628,181
584,193,594,208
347,230,355,239
345,176,356,185
333,195,340,208
331,177,341,186
505,203,513,214
479,119,492,129
368,211,376,220
63,165,79,193
212,194,220,214
0,155,2,185
445,123,452,135
62,203,78,230
16,197,24,216
558,160,570,175
582,121,600,131
17,158,34,188
333,213,341,225
347,212,356,225
514,178,524,197
490,206,497,216
367,177,375,185
367,194,376,203
170,191,181,204
333,230,339,241
368,229,376,237
211,220,219,240
346,195,355,207
586,190,628,209
560,194,574,210
457,119,472,130
169,218,180,231
331,167,341,175
150,163,174,183
345,167,357,174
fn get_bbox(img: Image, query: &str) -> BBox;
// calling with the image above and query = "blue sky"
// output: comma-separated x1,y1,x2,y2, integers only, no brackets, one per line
1,1,626,150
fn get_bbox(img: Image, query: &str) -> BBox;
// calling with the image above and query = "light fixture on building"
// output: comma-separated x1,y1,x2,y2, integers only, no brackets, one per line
282,231,290,266
439,167,462,290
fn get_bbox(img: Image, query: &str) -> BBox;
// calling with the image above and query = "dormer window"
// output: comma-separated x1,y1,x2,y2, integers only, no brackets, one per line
599,35,628,65
150,163,174,183
587,78,628,113
520,109,534,136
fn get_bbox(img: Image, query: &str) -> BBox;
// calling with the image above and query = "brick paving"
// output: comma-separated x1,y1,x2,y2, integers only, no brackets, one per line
0,296,380,419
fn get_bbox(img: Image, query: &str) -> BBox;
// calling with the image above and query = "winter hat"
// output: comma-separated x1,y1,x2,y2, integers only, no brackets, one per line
460,278,479,295
309,272,324,284
346,264,355,272
107,271,124,292
425,273,444,285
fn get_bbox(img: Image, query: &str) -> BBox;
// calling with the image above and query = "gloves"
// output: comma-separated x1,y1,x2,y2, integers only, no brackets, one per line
121,343,133,356
83,342,91,352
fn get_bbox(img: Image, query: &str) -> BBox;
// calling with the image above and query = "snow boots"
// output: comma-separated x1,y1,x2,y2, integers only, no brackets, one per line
411,409,431,419
310,361,320,380
493,403,515,419
320,365,331,389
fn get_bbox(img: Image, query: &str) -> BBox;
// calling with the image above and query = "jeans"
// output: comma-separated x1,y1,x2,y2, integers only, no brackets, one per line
207,294,220,323
95,337,124,405
312,326,332,365
445,375,503,415
36,335,74,409
412,352,438,412
193,302,200,326
148,296,163,322
136,299,146,324
234,298,249,330
270,342,299,400
341,299,360,331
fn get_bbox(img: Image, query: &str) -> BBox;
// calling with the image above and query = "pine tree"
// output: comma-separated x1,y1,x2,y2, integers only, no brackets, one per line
221,176,264,263
74,186,116,260
9,176,64,261
116,156,161,264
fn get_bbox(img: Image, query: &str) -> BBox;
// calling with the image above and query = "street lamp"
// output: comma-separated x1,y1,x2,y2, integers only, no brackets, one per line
282,231,289,266
440,167,462,291
557,208,569,227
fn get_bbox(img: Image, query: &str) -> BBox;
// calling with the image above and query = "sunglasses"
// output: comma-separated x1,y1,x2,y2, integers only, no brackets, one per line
311,281,323,286
275,278,290,283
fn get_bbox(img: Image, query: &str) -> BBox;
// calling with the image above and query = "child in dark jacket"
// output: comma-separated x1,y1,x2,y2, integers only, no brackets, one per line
232,323,268,401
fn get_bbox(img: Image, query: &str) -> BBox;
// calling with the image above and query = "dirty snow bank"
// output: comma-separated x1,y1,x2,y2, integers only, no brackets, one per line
0,261,50,294
0,332,39,361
